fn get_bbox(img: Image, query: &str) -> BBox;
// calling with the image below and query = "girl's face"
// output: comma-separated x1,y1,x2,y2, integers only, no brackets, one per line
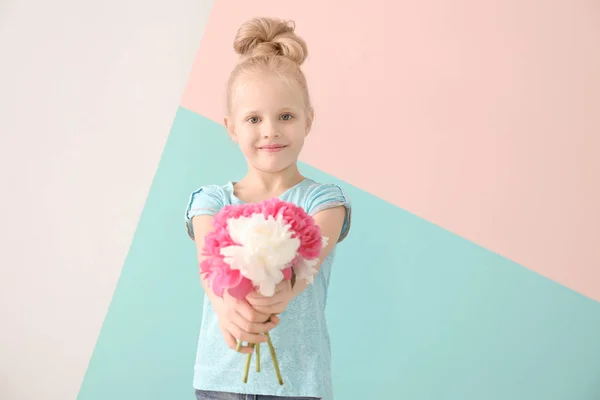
225,73,313,174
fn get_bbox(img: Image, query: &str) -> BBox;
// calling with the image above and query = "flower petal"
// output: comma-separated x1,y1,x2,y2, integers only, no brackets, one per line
227,278,254,300
293,258,319,284
258,280,277,297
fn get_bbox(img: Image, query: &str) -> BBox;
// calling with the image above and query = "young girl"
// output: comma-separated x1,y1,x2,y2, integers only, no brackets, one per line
184,17,352,400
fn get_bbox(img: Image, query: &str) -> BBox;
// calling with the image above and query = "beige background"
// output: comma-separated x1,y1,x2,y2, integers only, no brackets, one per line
0,1,213,399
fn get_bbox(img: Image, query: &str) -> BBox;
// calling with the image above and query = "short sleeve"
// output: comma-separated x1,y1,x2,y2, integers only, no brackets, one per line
184,185,225,241
306,184,352,243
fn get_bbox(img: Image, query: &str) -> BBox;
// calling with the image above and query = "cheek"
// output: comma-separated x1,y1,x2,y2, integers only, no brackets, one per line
240,140,262,159
235,127,258,148
239,140,256,154
287,125,307,145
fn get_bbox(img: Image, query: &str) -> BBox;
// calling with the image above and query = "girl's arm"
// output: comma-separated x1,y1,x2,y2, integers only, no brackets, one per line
191,215,279,353
292,205,347,297
192,215,226,311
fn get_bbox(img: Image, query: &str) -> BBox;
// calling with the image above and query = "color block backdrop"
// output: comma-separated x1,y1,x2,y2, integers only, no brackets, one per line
2,0,599,400
182,0,600,301
77,1,600,399
77,110,600,400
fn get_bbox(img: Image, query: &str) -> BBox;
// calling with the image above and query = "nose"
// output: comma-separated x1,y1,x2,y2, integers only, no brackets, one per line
262,121,280,138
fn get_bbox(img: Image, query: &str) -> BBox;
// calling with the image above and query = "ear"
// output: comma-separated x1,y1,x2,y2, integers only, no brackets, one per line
224,116,237,143
305,108,315,137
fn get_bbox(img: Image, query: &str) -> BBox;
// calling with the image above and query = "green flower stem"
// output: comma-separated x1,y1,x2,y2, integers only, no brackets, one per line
243,343,254,383
266,332,283,385
256,342,261,372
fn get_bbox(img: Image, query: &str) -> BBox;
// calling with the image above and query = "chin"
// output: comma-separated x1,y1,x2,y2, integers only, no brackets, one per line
254,161,294,174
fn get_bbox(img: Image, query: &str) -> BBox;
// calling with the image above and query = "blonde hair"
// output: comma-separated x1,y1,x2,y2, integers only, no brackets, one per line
227,17,312,117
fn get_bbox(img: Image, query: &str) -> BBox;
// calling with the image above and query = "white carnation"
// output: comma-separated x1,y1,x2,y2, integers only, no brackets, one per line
293,235,329,285
219,213,300,297
293,258,319,284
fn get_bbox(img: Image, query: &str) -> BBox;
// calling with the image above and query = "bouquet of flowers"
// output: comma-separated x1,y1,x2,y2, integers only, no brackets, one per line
199,197,328,385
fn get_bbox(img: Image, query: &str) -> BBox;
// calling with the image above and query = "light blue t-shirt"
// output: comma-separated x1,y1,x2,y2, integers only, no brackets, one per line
184,178,351,400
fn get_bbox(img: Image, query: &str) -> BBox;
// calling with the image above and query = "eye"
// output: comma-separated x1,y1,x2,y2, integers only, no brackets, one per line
280,113,293,121
247,116,260,124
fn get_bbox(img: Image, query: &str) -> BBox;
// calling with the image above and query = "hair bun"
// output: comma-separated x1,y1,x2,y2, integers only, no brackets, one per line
233,17,308,65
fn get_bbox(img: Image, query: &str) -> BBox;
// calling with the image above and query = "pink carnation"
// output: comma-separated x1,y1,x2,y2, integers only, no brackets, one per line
199,256,242,297
199,198,325,300
259,198,324,260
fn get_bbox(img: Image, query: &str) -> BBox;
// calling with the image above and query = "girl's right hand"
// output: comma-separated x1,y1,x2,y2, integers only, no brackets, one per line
214,290,279,354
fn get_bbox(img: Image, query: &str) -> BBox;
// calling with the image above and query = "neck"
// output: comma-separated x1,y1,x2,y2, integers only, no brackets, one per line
241,164,305,193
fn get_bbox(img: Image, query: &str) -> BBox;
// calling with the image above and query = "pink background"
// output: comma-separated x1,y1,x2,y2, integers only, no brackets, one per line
181,0,600,301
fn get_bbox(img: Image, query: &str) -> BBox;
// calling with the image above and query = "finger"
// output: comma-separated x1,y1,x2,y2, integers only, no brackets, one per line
275,279,292,294
275,282,289,293
248,287,289,303
229,322,270,344
224,291,268,320
235,341,255,354
245,291,268,301
246,294,278,306
247,280,289,298
222,329,253,354
251,305,271,315
236,300,271,323
252,302,285,315
268,280,288,295
233,311,279,335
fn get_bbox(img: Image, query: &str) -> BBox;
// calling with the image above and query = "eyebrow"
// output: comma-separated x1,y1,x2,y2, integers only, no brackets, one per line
240,107,299,115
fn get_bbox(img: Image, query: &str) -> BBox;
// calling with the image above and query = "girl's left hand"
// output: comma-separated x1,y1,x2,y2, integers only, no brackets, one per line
246,280,295,315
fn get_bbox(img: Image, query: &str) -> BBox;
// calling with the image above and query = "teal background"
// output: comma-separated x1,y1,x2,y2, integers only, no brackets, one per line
77,108,600,400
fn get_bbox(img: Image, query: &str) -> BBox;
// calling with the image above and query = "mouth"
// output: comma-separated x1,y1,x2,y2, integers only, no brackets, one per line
258,144,288,153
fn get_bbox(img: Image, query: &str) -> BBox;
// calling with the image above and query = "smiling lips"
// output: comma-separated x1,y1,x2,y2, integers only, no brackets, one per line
259,144,287,153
